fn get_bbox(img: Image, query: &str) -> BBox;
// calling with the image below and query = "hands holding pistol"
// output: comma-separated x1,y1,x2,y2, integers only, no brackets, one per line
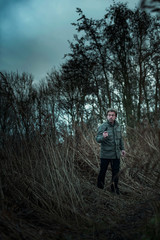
103,131,108,138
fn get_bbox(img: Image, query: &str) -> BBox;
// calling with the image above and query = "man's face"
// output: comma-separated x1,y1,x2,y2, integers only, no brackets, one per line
107,111,116,123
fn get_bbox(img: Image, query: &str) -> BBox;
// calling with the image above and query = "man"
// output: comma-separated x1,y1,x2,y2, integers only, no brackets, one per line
96,108,125,194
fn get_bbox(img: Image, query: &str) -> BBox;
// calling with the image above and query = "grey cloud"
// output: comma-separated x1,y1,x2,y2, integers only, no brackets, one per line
0,0,139,82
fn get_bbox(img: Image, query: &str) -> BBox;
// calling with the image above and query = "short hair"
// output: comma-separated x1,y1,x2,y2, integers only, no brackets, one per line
107,108,117,117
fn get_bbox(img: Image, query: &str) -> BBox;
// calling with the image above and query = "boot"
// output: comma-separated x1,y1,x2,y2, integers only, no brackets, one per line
115,182,120,195
111,183,115,193
115,187,120,195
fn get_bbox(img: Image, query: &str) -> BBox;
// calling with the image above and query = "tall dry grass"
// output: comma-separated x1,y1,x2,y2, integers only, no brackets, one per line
0,123,160,240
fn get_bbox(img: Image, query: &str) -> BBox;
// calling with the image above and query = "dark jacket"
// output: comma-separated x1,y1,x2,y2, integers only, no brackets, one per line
96,120,124,159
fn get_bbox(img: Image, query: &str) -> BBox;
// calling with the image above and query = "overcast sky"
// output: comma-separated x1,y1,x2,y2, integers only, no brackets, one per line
0,0,140,82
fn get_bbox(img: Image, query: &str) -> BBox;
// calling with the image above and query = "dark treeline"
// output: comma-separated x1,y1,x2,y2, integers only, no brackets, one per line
0,3,160,146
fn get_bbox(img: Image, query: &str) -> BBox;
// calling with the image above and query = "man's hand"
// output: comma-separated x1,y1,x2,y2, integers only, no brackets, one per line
103,131,108,138
121,150,126,157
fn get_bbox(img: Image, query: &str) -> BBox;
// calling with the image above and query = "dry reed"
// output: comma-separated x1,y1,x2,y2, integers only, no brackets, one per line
0,123,160,239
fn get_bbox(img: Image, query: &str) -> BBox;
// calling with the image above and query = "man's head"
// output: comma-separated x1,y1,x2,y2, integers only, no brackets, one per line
107,108,117,124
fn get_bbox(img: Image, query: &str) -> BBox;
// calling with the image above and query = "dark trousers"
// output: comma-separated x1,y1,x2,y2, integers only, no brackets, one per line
97,158,120,189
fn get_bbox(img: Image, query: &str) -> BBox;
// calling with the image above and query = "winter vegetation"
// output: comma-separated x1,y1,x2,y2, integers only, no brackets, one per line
0,3,160,240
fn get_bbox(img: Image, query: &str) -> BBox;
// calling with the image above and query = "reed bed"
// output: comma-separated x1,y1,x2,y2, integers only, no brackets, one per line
0,124,160,240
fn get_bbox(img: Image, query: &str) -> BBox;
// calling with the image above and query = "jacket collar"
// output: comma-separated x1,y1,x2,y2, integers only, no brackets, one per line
107,120,119,127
